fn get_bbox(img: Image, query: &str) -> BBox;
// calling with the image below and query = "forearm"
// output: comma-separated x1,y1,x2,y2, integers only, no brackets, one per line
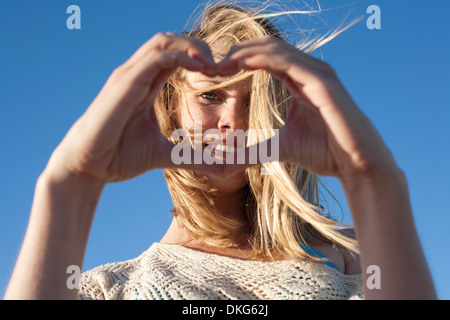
340,168,436,299
4,170,105,300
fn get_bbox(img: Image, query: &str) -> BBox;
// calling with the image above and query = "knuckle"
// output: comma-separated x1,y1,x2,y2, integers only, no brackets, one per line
153,32,167,40
315,61,338,81
155,51,175,69
153,32,171,49
265,35,280,44
106,65,137,88
227,44,242,55
187,38,207,51
231,42,244,49
108,65,127,81
323,61,336,73
267,41,279,51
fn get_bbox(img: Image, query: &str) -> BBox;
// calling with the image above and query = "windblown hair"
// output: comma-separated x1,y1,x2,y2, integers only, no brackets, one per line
154,0,359,262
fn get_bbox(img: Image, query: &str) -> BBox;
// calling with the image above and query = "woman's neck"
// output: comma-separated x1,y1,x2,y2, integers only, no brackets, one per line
213,187,249,223
160,186,251,245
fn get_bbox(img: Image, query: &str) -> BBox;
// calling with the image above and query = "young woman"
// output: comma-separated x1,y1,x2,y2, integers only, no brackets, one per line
4,1,436,300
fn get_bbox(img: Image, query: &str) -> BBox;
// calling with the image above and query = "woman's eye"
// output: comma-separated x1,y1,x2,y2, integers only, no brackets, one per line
200,92,218,101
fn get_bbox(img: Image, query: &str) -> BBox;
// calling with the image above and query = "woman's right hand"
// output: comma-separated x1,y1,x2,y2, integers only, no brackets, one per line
45,33,217,183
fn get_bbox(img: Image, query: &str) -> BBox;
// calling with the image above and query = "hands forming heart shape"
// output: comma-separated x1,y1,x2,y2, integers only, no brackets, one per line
48,32,397,186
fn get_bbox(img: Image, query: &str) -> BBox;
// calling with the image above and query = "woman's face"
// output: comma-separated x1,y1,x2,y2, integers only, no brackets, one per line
178,71,252,192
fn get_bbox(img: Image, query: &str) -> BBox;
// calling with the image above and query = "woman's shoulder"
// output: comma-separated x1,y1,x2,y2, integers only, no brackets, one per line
84,247,150,273
78,248,152,300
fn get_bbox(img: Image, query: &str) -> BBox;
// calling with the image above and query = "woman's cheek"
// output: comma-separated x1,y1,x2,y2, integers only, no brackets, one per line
180,102,218,129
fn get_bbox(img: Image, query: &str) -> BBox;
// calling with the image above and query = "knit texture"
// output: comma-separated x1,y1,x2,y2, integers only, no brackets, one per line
78,243,363,300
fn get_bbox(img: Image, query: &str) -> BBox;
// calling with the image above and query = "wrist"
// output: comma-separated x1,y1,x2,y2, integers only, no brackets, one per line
36,166,105,227
339,165,407,195
338,165,410,228
39,164,106,197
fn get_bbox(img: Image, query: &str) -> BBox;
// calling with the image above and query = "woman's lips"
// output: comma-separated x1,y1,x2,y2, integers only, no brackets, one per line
214,144,236,153
203,143,239,161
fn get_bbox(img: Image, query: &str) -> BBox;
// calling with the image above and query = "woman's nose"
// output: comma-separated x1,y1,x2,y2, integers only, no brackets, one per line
217,100,247,132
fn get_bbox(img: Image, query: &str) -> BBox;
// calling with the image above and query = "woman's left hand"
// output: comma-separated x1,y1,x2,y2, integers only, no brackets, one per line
217,36,398,180
216,37,438,301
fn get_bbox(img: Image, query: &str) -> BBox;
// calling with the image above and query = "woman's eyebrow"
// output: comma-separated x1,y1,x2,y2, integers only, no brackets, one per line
190,79,231,91
189,79,249,94
197,80,223,85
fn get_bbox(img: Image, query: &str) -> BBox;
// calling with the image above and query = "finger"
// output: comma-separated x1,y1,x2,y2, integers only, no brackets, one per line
166,34,216,68
84,49,210,151
218,51,292,80
222,48,317,86
125,33,216,72
221,36,325,69
129,50,206,86
120,33,175,68
140,50,215,106
221,51,307,101
216,37,281,73
215,39,267,76
220,48,339,111
218,39,330,86
76,52,198,152
220,36,276,60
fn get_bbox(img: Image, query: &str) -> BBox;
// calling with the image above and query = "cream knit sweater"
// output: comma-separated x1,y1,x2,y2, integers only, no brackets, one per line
78,243,363,300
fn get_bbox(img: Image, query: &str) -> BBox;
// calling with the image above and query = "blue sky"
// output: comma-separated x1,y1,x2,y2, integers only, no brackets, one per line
1,0,449,299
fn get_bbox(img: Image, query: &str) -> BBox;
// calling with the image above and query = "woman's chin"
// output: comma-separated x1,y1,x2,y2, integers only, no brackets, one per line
203,170,248,193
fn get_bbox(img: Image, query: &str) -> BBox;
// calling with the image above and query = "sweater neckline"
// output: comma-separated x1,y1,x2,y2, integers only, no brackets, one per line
147,243,360,278
153,242,293,263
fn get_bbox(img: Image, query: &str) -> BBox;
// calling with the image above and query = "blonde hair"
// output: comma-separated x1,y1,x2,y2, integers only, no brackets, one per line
155,0,359,262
